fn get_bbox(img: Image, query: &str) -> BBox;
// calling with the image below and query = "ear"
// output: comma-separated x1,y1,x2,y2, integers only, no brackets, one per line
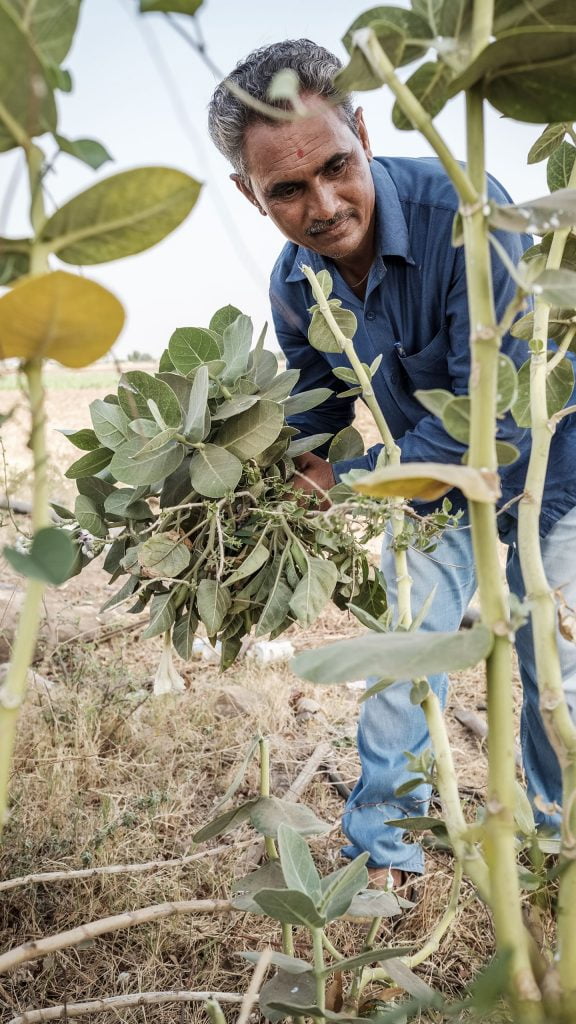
231,173,264,213
354,107,373,160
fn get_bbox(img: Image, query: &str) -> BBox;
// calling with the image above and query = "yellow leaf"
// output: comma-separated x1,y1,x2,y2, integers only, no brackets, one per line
353,462,500,503
0,270,124,367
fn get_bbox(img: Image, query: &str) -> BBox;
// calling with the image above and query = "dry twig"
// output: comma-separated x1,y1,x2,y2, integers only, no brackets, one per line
8,990,246,1024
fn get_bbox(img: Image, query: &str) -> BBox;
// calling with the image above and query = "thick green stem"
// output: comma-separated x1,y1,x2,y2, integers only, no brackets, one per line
0,361,50,831
312,927,326,1019
470,0,495,59
355,30,477,205
258,737,278,862
463,85,541,1010
516,154,576,996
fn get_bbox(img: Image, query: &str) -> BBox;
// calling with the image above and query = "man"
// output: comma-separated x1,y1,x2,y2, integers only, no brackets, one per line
208,39,576,889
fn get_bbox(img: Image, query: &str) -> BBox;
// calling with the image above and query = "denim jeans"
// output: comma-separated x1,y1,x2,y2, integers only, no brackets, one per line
342,506,576,872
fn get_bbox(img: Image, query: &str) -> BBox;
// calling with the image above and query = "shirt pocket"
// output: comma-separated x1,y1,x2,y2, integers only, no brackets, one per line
395,324,452,392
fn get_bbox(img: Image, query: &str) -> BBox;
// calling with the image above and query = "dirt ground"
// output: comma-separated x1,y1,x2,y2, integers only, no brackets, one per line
0,367,525,1021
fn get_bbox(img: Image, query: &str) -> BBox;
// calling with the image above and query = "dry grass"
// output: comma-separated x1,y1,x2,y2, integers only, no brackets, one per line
0,387,550,1023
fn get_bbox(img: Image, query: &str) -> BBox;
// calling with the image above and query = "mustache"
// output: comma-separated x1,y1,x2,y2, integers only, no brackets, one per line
306,211,351,236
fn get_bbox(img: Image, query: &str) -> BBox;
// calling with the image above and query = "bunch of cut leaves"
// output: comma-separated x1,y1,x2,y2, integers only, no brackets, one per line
58,306,387,668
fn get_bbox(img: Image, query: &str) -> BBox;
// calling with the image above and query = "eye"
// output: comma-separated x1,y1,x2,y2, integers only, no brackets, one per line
328,158,347,175
275,184,300,200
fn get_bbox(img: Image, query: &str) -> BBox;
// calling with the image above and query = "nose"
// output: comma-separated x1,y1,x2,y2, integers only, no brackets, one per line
308,180,340,224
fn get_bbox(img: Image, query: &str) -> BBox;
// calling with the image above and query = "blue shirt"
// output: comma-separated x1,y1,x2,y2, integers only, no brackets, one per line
270,157,576,537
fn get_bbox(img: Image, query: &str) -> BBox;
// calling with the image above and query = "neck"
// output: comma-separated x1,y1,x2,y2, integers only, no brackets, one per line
333,213,376,294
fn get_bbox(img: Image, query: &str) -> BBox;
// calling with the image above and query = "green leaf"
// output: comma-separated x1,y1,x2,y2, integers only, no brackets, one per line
496,441,520,466
332,366,359,385
184,365,209,439
442,396,470,443
224,541,270,587
323,946,412,976
212,395,259,421
209,304,243,337
347,888,403,918
138,535,190,578
76,475,115,509
293,624,494,684
511,308,576,343
283,387,333,417
168,327,221,375
414,387,454,418
110,438,185,486
4,526,76,585
55,134,113,170
534,268,576,307
0,4,56,148
250,348,279,390
74,494,107,538
255,574,293,637
65,446,113,479
393,62,452,131
249,796,331,838
261,369,301,403
142,591,176,639
216,400,284,460
286,433,332,457
222,314,253,383
342,7,432,66
241,951,311,974
489,187,576,235
196,578,231,635
140,0,202,11
384,814,447,833
132,427,180,458
259,969,319,1022
193,800,258,844
277,823,322,902
231,860,286,898
59,427,100,451
100,574,139,613
487,51,576,124
41,168,201,264
308,305,356,352
289,557,338,627
118,370,182,427
527,123,568,164
328,425,364,462
253,889,326,927
0,240,30,284
90,399,129,450
319,854,369,922
512,357,575,427
103,488,152,520
189,444,243,498
172,605,199,660
6,0,81,63
335,40,399,93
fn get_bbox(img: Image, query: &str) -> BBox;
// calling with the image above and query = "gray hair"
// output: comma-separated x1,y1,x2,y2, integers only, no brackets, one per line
208,39,357,181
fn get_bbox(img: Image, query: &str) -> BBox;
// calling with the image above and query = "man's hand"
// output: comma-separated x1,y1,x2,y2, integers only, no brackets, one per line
293,452,335,509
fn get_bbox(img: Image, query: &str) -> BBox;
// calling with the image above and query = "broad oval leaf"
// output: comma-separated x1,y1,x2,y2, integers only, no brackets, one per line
209,304,243,337
0,271,124,366
392,62,452,131
142,591,177,639
65,446,113,479
189,444,243,498
7,0,81,63
138,535,191,578
534,268,576,307
211,395,259,421
41,167,201,264
489,187,576,235
293,624,494,685
342,7,431,66
283,387,333,417
59,427,100,451
193,800,258,844
109,437,185,486
512,357,575,427
222,313,253,383
277,823,322,902
140,0,202,11
328,425,364,462
259,968,319,1022
527,122,568,165
216,400,284,459
261,369,301,402
319,854,369,923
118,370,182,427
196,578,231,635
442,396,470,444
55,134,113,171
74,494,107,538
414,388,454,418
308,305,356,352
4,526,76,585
289,557,338,627
250,796,331,838
353,462,501,503
241,951,311,975
254,889,326,928
90,399,130,450
497,353,518,413
168,326,221,374
0,4,57,148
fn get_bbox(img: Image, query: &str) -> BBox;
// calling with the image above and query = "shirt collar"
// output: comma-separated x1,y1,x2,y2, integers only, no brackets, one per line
285,158,415,283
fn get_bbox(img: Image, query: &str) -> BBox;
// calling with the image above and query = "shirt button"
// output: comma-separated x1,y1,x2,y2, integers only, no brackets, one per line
366,311,376,321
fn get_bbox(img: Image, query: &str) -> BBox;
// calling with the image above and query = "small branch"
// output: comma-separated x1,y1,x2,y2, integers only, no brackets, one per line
0,842,252,894
405,863,464,968
237,950,273,1024
0,899,233,975
545,327,576,374
8,990,245,1024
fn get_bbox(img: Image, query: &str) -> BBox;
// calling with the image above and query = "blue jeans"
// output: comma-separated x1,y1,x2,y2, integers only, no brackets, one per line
342,507,576,872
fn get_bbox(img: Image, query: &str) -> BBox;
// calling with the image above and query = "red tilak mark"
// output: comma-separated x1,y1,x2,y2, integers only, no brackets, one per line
296,148,304,158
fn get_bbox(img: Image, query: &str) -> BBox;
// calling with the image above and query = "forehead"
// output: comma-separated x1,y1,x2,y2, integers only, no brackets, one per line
242,104,355,184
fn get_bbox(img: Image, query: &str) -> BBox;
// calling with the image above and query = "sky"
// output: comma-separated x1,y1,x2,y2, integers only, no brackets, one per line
0,0,551,358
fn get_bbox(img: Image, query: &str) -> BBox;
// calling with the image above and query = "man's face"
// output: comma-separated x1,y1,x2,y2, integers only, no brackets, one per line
235,101,375,264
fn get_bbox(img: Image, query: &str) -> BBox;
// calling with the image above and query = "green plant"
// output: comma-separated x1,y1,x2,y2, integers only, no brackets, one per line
0,0,201,832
